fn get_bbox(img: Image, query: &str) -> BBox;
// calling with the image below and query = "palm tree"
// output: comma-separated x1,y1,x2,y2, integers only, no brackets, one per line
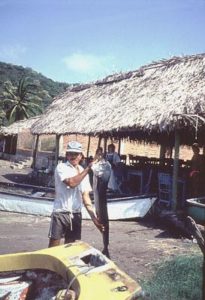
2,76,50,124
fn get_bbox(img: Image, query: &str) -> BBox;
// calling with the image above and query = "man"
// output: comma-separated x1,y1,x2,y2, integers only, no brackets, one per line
106,144,122,192
48,141,104,247
106,144,121,168
190,143,205,197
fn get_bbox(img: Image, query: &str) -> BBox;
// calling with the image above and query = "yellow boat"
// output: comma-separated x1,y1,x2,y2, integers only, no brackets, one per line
0,241,143,299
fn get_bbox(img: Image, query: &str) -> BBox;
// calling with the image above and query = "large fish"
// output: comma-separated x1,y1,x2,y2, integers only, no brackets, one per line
92,154,111,258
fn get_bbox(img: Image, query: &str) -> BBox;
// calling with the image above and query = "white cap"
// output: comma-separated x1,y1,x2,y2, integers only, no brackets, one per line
66,141,83,153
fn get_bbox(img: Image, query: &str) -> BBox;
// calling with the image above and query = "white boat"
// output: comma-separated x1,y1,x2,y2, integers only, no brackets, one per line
0,182,157,220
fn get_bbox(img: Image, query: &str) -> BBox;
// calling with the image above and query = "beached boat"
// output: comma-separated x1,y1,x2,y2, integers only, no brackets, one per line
0,182,157,220
186,197,205,224
0,241,143,300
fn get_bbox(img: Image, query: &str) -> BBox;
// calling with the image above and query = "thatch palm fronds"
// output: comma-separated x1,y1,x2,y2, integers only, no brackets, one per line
0,116,40,136
31,53,205,145
2,77,49,124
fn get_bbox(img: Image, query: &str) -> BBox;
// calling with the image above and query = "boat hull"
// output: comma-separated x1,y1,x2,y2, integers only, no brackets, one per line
0,190,157,220
186,197,205,224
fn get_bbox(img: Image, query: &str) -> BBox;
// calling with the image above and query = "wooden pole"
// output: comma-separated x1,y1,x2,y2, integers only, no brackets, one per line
10,135,13,154
97,136,102,148
159,144,166,159
104,137,108,154
32,135,39,169
55,134,60,167
172,130,180,211
186,216,205,299
86,135,91,158
118,138,121,155
169,146,173,158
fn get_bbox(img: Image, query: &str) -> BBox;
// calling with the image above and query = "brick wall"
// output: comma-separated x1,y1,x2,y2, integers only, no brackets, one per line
62,135,194,161
15,132,194,167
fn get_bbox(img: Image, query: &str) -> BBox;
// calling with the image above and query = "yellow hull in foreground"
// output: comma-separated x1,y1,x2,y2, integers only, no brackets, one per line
0,241,143,299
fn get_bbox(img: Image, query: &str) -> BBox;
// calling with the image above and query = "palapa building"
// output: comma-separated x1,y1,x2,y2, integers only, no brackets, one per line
31,52,205,208
0,117,39,161
31,53,205,158
1,53,205,167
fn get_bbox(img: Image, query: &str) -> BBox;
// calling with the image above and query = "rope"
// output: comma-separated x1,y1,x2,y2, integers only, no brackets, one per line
66,265,96,292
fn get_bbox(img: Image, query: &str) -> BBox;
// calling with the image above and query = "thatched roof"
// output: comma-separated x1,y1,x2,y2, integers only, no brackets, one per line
0,116,40,136
31,53,205,145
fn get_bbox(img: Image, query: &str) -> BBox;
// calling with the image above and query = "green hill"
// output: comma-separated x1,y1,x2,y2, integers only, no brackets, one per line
0,61,70,109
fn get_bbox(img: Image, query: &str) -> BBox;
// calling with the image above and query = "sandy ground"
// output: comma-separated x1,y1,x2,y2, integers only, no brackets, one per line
0,213,200,284
0,160,201,284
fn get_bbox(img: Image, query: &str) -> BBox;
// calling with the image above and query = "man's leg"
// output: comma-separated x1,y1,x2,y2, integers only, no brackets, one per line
48,212,63,247
65,213,82,244
48,238,61,247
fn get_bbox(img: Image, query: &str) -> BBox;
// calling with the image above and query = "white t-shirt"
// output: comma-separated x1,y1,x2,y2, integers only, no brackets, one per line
53,162,92,213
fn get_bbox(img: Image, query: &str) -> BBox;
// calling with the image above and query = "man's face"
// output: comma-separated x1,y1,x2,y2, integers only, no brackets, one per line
66,152,82,166
108,146,114,153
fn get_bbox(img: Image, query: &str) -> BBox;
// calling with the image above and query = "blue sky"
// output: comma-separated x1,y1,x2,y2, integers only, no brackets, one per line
0,0,205,83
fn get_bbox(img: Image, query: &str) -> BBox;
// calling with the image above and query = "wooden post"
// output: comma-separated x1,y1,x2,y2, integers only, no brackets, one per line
97,136,102,148
186,216,205,299
86,135,91,158
172,130,180,211
104,137,108,154
55,134,60,167
32,135,39,169
118,138,121,155
10,135,14,154
169,146,173,158
160,144,166,159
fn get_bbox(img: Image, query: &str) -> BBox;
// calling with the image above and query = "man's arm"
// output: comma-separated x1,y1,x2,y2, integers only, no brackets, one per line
63,165,91,188
82,191,104,232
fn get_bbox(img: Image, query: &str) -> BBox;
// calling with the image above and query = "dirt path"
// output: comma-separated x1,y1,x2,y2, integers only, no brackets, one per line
0,211,200,284
0,162,201,283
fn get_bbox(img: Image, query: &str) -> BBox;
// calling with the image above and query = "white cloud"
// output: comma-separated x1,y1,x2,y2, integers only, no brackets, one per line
63,53,116,81
0,44,27,63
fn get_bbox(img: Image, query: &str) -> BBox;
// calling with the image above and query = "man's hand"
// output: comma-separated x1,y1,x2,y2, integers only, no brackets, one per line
93,217,105,233
88,157,100,169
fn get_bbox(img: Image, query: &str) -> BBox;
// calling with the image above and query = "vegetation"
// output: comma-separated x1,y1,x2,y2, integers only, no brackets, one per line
2,77,46,123
0,61,70,125
141,254,203,300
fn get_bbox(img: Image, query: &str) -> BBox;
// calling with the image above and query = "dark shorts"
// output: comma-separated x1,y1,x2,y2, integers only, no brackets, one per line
48,211,82,242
